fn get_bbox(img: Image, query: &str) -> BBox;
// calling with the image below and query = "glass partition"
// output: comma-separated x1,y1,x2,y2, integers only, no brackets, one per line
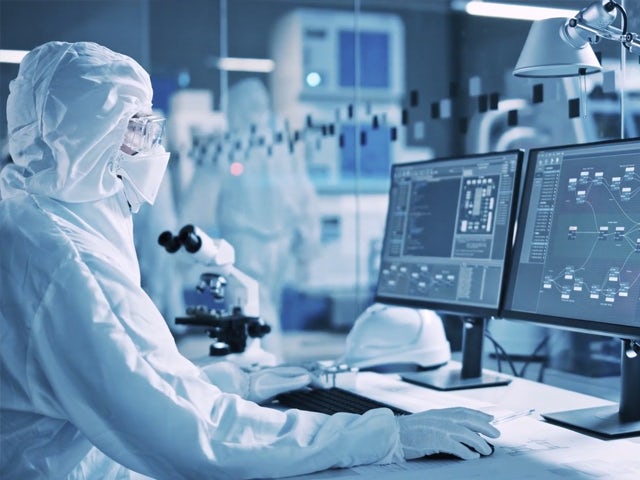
1,0,637,377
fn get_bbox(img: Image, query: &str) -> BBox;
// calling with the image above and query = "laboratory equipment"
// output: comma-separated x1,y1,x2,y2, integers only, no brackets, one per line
375,150,524,390
503,137,640,438
158,224,275,368
269,8,430,189
270,8,404,107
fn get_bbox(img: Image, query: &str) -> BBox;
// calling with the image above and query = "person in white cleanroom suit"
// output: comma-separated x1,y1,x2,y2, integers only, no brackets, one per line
0,41,499,479
199,77,321,361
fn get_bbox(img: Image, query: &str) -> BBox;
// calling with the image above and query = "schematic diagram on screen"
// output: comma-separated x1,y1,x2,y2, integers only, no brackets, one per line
458,175,499,234
531,159,640,311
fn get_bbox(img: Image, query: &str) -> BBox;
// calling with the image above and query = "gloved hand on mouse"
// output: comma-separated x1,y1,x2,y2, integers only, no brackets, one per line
397,407,500,460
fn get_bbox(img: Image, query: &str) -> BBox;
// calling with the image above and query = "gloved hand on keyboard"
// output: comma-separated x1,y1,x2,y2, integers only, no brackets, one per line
247,366,312,403
199,360,312,404
397,407,500,460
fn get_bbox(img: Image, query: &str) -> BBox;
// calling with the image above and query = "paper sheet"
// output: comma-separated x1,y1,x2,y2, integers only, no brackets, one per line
347,371,495,413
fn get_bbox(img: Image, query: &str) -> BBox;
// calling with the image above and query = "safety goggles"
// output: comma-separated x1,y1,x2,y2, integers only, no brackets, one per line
122,114,166,154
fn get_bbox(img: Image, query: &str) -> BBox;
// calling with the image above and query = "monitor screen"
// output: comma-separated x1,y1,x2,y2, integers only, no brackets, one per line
503,138,640,340
339,30,390,89
503,138,640,438
375,150,524,318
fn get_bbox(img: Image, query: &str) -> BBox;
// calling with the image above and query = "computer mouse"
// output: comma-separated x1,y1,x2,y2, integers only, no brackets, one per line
425,442,494,460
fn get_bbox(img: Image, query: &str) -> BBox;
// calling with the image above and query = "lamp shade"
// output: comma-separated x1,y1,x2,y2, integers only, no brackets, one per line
513,17,601,77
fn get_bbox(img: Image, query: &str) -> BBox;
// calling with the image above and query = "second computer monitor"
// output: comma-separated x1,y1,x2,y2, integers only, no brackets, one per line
375,150,523,390
502,137,640,437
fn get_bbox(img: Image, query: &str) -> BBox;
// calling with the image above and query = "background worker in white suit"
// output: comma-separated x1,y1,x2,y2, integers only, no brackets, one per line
214,77,321,360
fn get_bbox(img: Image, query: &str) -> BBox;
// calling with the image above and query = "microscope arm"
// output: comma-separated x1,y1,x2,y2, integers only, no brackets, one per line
159,223,261,319
220,266,260,318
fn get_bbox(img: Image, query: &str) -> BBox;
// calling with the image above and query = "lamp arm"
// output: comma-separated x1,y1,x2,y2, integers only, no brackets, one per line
569,0,640,55
573,20,640,55
625,33,640,55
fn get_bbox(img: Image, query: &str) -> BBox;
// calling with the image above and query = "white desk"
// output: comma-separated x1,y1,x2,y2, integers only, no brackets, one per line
287,365,640,479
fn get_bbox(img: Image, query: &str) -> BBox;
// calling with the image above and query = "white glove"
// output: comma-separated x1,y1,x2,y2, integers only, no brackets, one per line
199,361,311,404
247,366,312,404
397,407,500,460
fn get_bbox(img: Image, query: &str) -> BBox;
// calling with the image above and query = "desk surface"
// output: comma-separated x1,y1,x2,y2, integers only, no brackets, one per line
288,365,640,479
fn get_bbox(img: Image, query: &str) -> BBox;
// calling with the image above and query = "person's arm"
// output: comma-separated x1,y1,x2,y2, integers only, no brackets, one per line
29,255,402,479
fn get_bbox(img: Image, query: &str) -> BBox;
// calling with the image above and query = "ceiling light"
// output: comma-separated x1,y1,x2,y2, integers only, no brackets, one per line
215,57,275,73
452,1,577,21
0,49,29,64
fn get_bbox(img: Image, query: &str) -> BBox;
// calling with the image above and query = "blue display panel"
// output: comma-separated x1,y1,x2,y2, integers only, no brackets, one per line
339,30,390,89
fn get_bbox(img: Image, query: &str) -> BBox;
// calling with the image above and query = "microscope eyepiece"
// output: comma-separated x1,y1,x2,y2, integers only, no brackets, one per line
179,224,203,253
158,230,181,253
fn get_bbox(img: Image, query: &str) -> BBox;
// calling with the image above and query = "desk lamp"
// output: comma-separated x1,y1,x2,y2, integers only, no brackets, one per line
514,0,640,78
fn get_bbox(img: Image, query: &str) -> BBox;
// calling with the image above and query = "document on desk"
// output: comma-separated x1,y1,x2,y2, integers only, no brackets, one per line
284,372,640,479
286,416,640,479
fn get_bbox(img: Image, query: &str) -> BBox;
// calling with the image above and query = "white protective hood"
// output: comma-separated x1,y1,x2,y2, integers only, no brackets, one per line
1,41,152,202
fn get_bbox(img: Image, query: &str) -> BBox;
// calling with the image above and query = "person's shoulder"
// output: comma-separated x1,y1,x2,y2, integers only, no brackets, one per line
0,194,44,233
0,195,75,267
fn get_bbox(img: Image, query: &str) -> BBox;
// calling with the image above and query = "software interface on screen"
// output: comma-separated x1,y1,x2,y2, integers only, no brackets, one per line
503,138,640,438
504,139,640,335
375,151,523,390
375,151,522,316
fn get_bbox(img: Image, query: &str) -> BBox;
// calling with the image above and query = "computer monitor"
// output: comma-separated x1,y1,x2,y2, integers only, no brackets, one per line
503,137,640,438
375,150,524,390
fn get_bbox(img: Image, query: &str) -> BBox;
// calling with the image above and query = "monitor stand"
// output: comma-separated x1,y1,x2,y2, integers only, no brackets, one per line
401,316,512,391
542,338,640,438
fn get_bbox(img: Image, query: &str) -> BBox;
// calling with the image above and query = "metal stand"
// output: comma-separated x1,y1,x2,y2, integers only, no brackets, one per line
542,338,640,438
401,316,512,391
176,307,270,357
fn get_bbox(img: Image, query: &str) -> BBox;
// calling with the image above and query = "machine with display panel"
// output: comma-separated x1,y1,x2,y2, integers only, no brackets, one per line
503,138,640,438
375,150,524,390
269,7,407,189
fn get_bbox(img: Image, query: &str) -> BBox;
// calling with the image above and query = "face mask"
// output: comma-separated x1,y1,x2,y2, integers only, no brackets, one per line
109,146,170,213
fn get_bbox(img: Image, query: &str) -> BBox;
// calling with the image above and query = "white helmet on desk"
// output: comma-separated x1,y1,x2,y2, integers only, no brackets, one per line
339,303,451,370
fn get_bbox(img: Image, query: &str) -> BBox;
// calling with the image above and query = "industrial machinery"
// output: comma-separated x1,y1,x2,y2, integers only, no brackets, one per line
158,224,275,368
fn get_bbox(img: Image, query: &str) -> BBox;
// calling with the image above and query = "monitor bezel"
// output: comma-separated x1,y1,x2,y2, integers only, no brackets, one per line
374,149,525,319
502,137,640,341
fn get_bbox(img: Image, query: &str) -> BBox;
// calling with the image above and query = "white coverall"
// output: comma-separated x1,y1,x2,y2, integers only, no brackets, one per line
0,41,401,479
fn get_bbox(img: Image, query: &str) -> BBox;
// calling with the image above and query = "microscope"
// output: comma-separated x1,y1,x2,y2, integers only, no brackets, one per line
158,224,276,368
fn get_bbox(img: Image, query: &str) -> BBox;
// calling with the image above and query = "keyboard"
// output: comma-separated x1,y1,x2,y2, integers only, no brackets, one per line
275,387,409,416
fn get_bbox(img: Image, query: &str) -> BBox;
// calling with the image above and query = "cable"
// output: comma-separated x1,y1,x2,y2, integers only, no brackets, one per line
608,1,628,35
491,336,503,373
484,323,555,380
537,353,549,383
483,330,520,377
518,334,550,378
